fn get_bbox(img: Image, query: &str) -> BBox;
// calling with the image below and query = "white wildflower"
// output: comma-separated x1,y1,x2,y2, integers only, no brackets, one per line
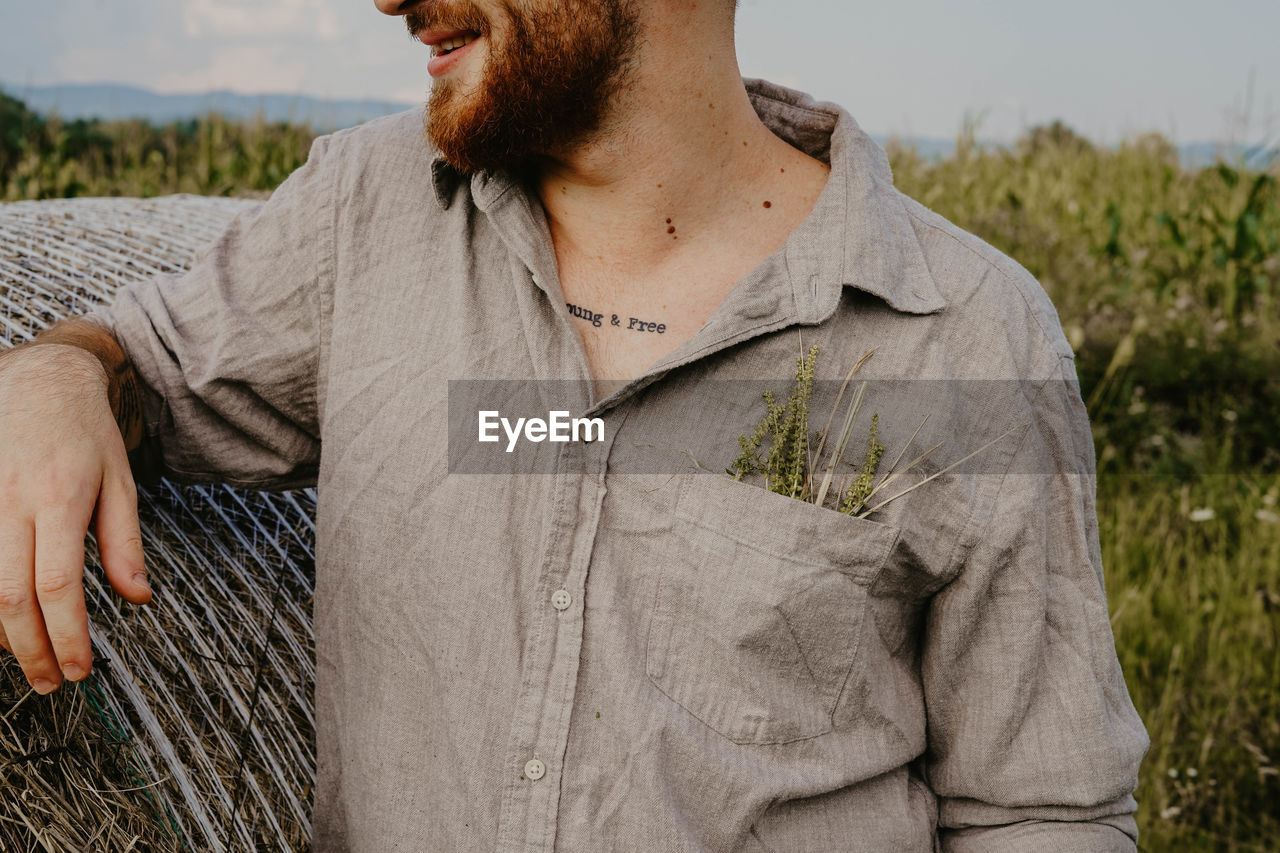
1255,509,1279,525
1189,508,1215,523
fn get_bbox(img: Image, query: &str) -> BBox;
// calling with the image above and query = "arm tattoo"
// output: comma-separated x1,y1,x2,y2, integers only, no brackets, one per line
113,361,144,451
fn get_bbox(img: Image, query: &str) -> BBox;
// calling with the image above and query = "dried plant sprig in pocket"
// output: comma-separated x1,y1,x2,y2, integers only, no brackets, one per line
730,342,1024,520
728,344,819,499
839,413,885,515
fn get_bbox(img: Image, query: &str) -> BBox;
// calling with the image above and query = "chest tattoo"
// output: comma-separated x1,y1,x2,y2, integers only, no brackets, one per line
566,301,667,334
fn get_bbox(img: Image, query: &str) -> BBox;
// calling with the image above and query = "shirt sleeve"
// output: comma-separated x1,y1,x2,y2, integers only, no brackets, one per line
922,354,1150,851
80,132,337,492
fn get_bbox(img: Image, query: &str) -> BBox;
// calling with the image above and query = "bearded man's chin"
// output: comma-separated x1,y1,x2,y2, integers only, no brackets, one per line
426,90,512,175
422,0,641,175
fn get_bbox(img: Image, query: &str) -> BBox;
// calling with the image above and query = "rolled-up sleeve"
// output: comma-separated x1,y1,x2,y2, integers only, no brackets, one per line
81,132,336,491
923,354,1150,851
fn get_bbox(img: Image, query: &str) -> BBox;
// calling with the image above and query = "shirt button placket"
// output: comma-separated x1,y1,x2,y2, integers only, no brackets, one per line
496,441,593,851
498,426,616,851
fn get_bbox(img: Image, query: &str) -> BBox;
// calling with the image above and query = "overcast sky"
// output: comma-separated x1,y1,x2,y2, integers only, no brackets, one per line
2,0,1277,144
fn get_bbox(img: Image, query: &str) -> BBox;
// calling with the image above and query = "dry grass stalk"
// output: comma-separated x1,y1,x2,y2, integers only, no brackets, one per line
731,343,1024,519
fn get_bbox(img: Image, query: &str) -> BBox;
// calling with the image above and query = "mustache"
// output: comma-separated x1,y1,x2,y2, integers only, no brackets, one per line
404,0,492,39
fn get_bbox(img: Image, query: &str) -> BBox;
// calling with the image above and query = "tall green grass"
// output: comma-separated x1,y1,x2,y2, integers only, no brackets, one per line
1,92,314,199
889,125,1279,849
1100,475,1279,851
2,94,1277,849
889,124,1278,479
747,118,1280,846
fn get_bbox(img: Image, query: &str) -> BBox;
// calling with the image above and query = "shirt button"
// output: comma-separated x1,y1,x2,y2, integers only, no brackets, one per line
524,758,546,781
551,589,572,611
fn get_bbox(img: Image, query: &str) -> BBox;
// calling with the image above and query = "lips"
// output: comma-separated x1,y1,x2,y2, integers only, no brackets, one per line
427,30,479,56
418,27,479,48
424,30,483,78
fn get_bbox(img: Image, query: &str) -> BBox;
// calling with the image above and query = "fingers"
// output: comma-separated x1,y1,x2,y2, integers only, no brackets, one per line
34,500,97,684
0,518,61,693
0,350,151,695
0,462,150,693
95,461,151,606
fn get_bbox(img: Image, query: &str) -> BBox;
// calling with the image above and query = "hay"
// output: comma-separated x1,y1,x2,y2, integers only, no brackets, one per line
1,196,317,851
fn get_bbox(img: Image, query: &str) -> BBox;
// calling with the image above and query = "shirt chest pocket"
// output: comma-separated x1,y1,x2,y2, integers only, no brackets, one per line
646,475,900,746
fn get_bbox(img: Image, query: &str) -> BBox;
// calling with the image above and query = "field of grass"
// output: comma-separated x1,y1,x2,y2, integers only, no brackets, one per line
2,94,1278,849
893,128,1279,850
1,92,312,199
1100,475,1279,850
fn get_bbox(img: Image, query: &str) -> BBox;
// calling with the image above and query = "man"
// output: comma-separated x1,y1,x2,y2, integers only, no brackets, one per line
0,0,1148,849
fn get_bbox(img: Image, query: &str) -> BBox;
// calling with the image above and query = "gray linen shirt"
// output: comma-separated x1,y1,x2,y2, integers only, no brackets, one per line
86,78,1149,851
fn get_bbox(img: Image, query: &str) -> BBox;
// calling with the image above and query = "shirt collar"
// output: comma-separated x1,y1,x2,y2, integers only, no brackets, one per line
429,77,946,317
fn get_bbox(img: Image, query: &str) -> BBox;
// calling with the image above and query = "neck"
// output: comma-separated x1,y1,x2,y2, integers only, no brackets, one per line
531,8,827,275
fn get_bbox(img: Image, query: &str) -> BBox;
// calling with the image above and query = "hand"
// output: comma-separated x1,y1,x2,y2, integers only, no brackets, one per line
0,343,152,694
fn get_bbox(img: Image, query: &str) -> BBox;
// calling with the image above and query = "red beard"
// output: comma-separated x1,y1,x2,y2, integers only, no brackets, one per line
407,0,640,175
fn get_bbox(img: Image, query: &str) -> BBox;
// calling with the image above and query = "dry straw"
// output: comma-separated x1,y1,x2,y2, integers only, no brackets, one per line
729,337,1023,519
1,196,316,851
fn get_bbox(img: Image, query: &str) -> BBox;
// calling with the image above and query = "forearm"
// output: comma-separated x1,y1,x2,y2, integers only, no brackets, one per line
2,318,145,452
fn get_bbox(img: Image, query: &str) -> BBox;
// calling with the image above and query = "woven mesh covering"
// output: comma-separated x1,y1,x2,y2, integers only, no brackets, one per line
0,195,317,851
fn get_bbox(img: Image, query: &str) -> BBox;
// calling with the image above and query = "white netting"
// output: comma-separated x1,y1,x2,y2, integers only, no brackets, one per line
0,195,317,852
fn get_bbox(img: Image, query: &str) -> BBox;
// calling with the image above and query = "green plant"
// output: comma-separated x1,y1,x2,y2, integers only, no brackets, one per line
729,344,818,499
730,345,1021,519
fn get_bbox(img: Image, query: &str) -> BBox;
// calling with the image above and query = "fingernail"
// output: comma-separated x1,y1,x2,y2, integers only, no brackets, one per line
133,572,151,591
62,663,85,681
32,678,57,694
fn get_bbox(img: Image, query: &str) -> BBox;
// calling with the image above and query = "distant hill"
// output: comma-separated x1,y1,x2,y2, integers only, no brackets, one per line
878,137,1274,170
2,80,1272,169
0,81,418,132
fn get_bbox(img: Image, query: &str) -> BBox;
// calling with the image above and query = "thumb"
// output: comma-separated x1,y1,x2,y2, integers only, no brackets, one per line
95,462,152,605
